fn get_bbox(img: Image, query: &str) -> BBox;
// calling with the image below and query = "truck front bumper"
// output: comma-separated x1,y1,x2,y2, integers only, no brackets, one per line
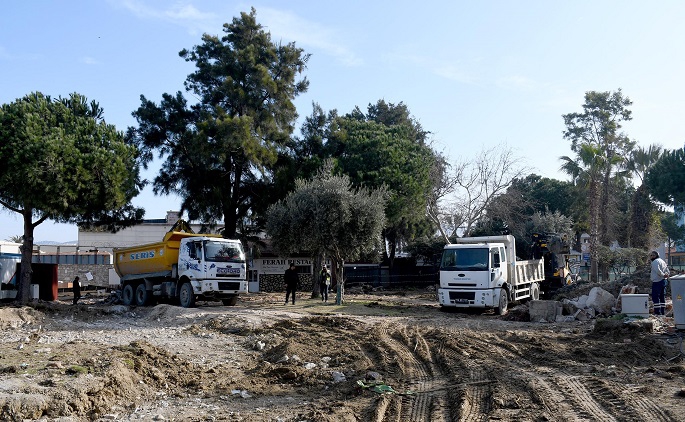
198,280,248,296
437,288,498,308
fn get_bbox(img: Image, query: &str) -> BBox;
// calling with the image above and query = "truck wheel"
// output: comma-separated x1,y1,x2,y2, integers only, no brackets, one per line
122,284,134,306
495,288,508,316
530,283,540,301
179,282,195,308
135,283,149,306
222,295,238,306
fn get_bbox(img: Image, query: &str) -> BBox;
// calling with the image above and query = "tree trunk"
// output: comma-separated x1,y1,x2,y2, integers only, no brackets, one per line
223,159,242,238
311,255,323,299
331,256,344,305
588,179,600,283
388,232,397,270
16,209,34,305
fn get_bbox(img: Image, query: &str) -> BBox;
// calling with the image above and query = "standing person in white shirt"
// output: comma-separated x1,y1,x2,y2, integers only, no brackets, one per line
649,251,670,316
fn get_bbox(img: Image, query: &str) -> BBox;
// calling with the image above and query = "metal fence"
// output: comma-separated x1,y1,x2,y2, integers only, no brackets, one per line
344,266,438,288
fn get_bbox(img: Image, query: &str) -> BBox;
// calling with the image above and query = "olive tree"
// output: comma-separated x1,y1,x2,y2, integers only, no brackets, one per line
266,163,387,303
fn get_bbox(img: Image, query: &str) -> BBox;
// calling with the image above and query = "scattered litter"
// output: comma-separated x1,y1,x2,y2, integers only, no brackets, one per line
356,380,414,395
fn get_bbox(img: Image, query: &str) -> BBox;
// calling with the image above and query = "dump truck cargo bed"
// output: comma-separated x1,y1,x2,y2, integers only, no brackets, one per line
114,231,222,278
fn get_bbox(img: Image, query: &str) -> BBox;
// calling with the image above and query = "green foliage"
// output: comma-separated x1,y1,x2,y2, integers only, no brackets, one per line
328,105,436,263
595,245,646,279
265,162,387,266
0,92,143,303
561,89,636,282
404,236,446,266
661,211,685,246
645,146,685,206
0,93,142,224
129,8,309,238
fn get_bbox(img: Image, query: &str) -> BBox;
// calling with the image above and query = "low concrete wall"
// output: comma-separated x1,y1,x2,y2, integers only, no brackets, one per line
259,273,314,293
58,264,112,288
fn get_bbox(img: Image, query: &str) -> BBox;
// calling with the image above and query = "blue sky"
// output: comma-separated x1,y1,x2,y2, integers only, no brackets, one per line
2,0,685,242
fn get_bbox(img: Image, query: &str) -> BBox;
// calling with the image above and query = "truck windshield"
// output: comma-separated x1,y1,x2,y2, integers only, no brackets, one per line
440,248,489,271
204,241,244,263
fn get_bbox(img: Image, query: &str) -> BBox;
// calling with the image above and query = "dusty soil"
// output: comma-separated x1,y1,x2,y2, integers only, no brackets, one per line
1,287,684,421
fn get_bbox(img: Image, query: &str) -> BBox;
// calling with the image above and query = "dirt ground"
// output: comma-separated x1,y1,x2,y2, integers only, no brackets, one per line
1,286,685,422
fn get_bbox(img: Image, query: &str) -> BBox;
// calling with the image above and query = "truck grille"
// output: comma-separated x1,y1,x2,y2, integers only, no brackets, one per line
218,282,241,291
448,291,475,301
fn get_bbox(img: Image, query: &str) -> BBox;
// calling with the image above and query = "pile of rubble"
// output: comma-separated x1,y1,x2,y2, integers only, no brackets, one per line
509,276,678,334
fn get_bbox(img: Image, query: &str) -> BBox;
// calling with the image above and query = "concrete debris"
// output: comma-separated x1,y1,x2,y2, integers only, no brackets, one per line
586,287,615,314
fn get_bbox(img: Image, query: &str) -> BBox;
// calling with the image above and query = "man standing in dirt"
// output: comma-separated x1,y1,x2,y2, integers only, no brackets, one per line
319,265,331,303
72,276,81,305
649,251,669,316
284,263,298,305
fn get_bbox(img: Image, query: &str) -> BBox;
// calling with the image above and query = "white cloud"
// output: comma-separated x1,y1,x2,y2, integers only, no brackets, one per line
81,57,100,65
496,75,538,91
434,64,477,85
110,2,361,65
384,47,479,85
257,7,362,67
111,0,221,36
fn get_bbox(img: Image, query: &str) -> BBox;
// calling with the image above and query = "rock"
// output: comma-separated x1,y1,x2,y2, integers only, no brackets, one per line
332,371,346,382
586,287,615,314
365,371,382,381
304,362,316,370
276,355,289,363
529,300,562,322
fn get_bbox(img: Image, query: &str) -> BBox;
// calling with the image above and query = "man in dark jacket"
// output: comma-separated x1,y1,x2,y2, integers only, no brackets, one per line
72,276,81,305
284,263,298,305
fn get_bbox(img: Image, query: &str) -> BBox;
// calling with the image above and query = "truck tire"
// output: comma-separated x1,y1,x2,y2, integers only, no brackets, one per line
495,288,508,316
122,284,134,306
222,295,238,306
135,283,150,306
179,282,195,308
530,282,540,301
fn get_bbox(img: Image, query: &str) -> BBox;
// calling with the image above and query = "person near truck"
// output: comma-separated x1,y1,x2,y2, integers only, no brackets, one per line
72,276,81,305
319,265,331,303
649,251,669,316
284,263,298,305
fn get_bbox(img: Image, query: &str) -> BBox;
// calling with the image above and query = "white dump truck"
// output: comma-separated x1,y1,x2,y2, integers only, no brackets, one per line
437,235,544,315
113,221,247,308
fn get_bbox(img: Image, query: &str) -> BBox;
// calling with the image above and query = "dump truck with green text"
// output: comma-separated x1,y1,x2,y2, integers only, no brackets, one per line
113,224,247,308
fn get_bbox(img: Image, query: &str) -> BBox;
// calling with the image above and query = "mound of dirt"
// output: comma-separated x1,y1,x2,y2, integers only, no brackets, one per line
0,307,40,328
2,290,685,421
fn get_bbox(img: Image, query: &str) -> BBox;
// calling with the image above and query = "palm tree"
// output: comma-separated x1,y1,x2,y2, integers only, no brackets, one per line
626,145,663,248
560,144,605,282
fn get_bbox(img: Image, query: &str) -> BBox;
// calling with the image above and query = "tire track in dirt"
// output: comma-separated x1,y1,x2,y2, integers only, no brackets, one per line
580,376,673,422
433,329,677,422
433,336,492,422
370,322,454,422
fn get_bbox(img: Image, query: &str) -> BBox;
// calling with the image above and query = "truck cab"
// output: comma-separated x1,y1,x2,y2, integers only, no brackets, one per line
437,235,544,315
175,237,247,306
438,242,509,310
